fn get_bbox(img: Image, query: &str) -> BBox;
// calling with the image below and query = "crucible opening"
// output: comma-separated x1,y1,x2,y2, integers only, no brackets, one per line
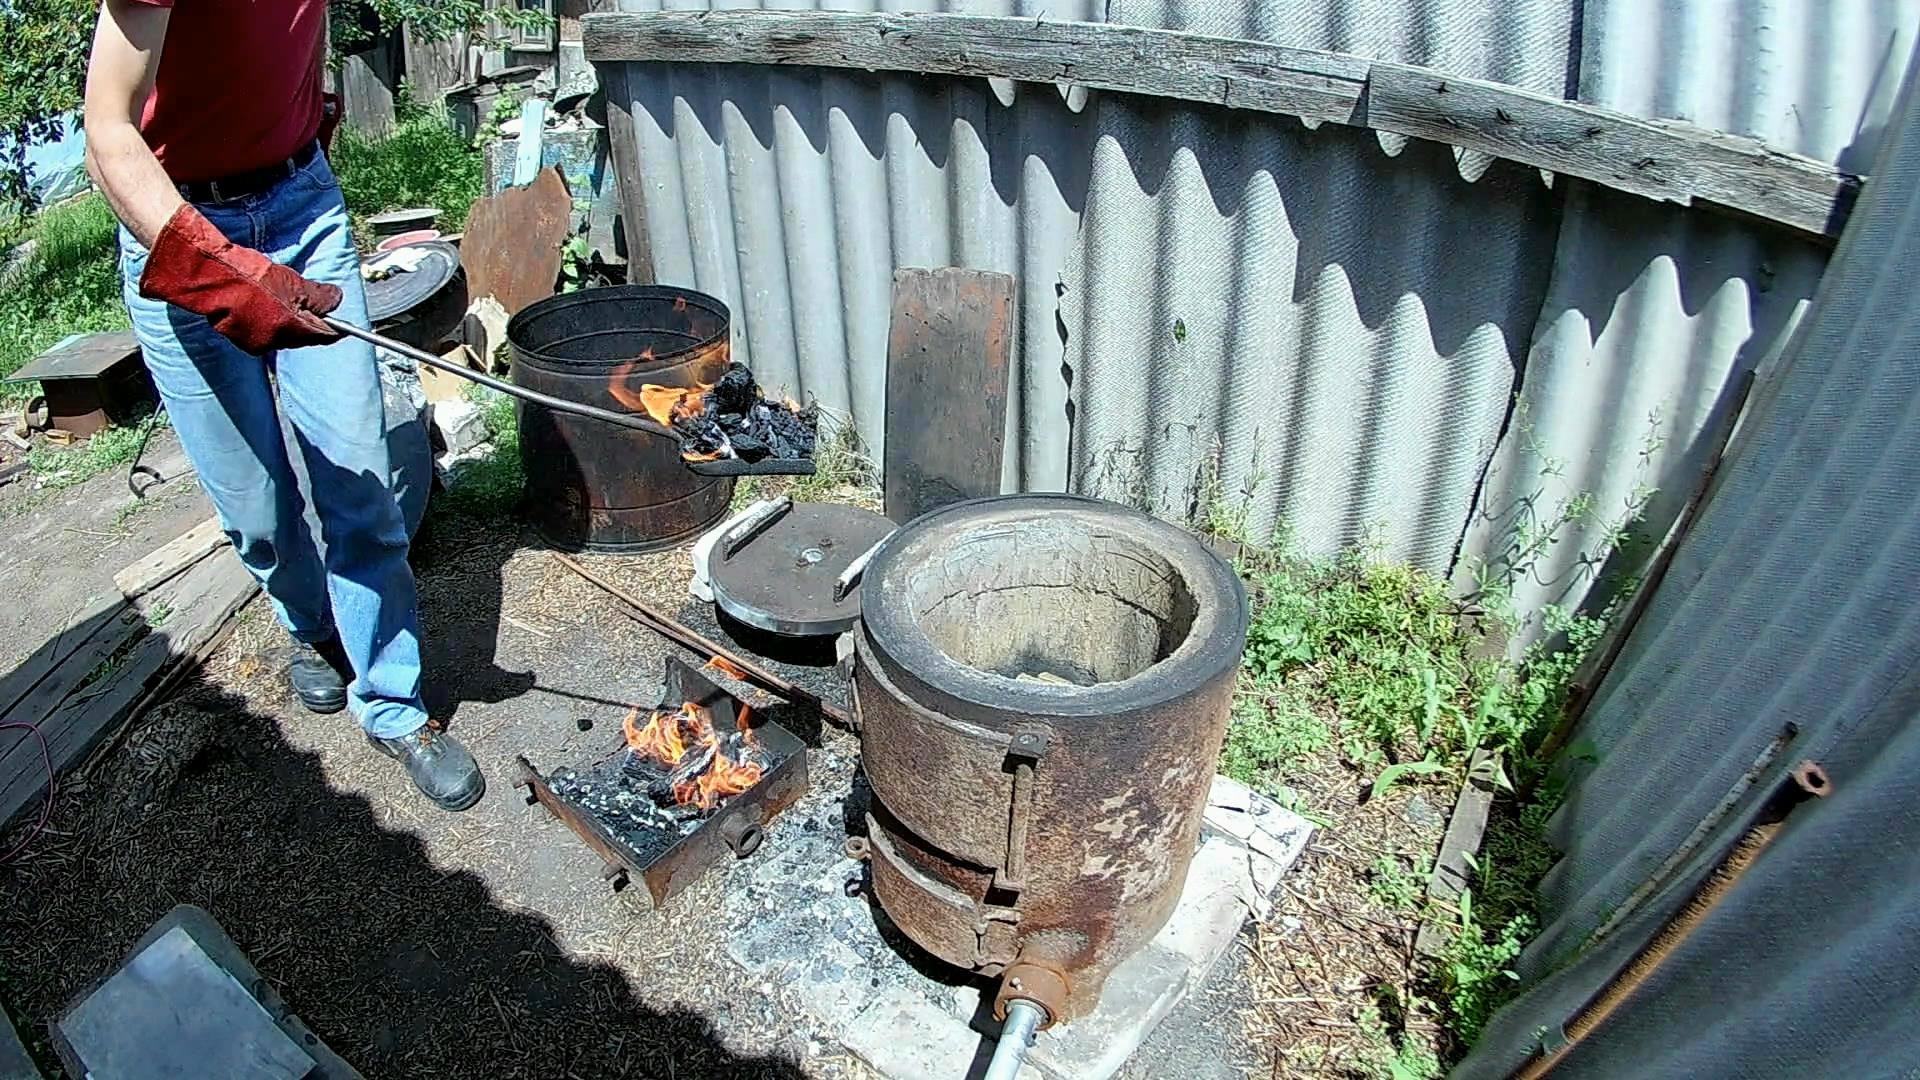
902,520,1199,686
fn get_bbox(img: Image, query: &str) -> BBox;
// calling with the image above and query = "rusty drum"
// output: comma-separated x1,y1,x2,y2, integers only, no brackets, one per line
509,286,734,552
852,495,1249,1023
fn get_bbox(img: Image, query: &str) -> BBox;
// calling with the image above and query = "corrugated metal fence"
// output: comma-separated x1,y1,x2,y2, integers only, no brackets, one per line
600,1,1916,634
1457,47,1920,1077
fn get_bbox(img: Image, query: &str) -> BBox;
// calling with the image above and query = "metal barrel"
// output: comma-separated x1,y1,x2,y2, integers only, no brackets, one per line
508,285,734,552
852,494,1249,1021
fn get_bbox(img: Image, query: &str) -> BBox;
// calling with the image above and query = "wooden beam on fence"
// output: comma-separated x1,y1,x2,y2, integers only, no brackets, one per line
583,10,1859,240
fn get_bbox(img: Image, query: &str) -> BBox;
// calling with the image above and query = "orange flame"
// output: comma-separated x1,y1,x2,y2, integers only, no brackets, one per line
607,348,661,412
622,699,763,810
703,656,750,682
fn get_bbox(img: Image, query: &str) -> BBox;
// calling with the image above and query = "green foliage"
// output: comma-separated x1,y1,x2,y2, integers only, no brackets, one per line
330,106,485,239
1356,1004,1443,1080
1434,890,1534,1046
1221,692,1330,786
426,389,523,527
0,0,92,206
330,0,553,62
1370,758,1448,800
0,193,127,401
26,409,167,490
1367,852,1432,914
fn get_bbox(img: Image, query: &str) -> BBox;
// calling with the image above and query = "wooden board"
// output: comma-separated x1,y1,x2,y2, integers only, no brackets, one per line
459,166,573,318
1414,747,1500,957
597,62,657,284
882,268,1015,524
0,553,257,828
583,10,1858,239
113,517,228,600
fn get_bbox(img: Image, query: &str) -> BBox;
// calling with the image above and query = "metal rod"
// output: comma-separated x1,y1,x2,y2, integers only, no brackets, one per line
325,317,675,438
551,551,856,728
983,1000,1046,1080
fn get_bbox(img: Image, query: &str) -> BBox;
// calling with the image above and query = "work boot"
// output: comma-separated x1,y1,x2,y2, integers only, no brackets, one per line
287,635,349,714
367,725,486,812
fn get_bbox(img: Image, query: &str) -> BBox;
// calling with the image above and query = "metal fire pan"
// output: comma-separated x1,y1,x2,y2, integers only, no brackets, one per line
516,657,809,908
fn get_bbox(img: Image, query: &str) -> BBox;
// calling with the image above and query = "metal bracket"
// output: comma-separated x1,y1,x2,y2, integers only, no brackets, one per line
833,534,890,602
993,725,1052,894
972,905,1023,968
719,495,793,561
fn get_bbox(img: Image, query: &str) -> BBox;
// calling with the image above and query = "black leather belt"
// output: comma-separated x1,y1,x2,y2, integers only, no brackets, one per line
177,140,321,205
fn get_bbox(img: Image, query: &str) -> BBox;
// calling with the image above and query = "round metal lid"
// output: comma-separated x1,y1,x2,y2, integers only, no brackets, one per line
710,502,896,638
363,241,461,323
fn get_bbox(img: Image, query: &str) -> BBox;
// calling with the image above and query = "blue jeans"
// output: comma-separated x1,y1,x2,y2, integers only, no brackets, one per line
119,152,427,739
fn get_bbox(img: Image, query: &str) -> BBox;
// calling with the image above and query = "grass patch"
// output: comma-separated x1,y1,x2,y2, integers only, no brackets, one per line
1222,536,1606,1063
0,193,127,402
422,388,523,530
331,105,485,240
789,411,880,504
24,409,166,491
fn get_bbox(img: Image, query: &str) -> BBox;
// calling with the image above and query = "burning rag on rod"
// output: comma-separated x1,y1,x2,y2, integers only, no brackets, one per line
633,363,818,464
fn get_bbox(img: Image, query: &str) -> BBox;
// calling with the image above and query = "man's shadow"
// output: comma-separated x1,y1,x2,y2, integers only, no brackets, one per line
0,652,806,1079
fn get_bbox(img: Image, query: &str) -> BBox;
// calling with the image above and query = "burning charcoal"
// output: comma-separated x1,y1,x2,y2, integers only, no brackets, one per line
674,414,733,460
707,363,760,416
651,740,718,806
728,429,772,462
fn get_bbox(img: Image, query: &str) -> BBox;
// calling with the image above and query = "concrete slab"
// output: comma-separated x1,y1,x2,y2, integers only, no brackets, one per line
722,773,1312,1080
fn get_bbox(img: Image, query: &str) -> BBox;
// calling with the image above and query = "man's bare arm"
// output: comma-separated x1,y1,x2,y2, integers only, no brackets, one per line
83,0,181,249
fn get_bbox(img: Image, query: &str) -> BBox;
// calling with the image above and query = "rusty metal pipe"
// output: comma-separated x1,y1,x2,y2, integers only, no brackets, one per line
983,1000,1045,1080
325,317,676,437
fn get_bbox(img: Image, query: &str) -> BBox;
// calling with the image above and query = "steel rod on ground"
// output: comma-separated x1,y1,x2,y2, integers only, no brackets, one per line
551,552,855,729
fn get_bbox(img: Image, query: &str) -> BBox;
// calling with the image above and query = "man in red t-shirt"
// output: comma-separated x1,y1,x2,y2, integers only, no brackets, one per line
83,0,483,811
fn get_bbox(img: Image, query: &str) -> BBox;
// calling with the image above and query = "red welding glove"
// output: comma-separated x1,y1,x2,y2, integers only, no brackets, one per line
138,204,342,355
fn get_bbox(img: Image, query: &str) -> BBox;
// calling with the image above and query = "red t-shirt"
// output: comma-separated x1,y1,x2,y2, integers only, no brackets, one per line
129,0,327,183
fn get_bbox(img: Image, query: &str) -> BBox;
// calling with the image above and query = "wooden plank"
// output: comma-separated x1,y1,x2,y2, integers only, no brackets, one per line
883,268,1015,524
597,61,657,283
0,554,256,828
1414,748,1500,958
404,25,469,103
585,10,1370,126
582,10,1857,239
336,41,398,140
1365,64,1854,239
113,518,228,600
0,600,142,728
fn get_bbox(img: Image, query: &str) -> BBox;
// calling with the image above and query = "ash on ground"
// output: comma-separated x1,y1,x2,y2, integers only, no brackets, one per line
678,363,818,463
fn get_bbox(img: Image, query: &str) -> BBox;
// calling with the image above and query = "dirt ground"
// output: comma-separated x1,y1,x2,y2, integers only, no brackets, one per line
0,474,1280,1078
0,431,209,678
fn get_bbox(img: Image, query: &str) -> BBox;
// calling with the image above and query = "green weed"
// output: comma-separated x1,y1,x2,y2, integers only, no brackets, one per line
1221,691,1329,789
0,193,127,401
331,105,485,240
1368,852,1433,914
1355,1003,1443,1080
25,409,167,490
144,599,173,628
1432,889,1534,1046
422,388,523,529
